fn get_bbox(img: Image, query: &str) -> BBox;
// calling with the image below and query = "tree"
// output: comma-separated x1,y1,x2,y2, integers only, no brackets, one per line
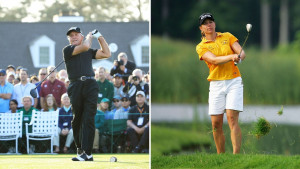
261,0,271,51
279,0,289,45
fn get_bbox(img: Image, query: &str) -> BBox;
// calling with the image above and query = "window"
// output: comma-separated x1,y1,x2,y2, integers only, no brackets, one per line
39,47,50,65
141,46,149,64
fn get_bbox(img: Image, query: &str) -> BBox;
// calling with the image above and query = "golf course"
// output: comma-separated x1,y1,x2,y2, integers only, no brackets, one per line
0,154,149,169
151,36,300,168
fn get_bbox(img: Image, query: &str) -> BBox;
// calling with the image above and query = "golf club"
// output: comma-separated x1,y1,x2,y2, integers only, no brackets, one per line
30,60,65,98
235,23,252,65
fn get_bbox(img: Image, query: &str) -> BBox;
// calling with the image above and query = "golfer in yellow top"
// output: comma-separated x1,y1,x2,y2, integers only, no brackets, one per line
196,13,245,154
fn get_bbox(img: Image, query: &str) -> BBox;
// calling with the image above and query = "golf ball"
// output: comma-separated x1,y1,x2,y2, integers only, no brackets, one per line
110,156,117,162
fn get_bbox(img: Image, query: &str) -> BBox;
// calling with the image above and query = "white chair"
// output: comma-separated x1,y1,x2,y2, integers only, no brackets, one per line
26,110,59,154
0,112,23,154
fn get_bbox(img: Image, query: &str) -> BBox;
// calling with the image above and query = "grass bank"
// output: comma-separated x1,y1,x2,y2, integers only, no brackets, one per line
152,153,300,169
152,36,300,104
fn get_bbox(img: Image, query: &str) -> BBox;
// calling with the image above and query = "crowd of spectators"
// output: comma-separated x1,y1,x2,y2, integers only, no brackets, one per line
0,52,150,154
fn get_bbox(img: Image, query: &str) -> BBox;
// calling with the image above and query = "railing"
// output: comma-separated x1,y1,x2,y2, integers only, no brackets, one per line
0,113,149,154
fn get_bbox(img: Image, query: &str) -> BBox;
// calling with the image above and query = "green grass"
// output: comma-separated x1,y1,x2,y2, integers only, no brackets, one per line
151,123,300,168
152,36,300,104
152,153,300,169
0,154,149,169
151,125,212,156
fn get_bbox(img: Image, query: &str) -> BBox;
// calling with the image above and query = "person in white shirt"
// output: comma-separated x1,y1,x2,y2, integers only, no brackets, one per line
114,95,131,119
12,68,38,108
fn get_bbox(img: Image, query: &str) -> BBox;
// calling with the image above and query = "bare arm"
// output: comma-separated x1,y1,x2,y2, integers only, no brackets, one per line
0,93,11,100
72,32,93,56
95,36,111,59
202,51,239,65
231,41,246,60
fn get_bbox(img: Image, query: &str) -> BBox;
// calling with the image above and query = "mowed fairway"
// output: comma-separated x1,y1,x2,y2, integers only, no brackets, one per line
0,154,149,169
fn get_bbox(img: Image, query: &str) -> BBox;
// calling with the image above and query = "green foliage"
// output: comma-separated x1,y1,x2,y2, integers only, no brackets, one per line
152,153,300,169
152,36,300,104
250,117,272,139
151,125,212,156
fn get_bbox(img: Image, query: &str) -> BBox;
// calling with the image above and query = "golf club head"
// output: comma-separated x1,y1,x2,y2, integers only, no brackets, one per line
30,88,37,98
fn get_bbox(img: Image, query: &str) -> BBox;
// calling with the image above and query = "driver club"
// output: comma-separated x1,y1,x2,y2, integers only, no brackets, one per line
30,60,65,98
235,23,252,65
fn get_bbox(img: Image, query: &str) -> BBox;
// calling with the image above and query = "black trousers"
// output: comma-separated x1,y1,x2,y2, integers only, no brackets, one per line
127,126,149,149
68,79,99,155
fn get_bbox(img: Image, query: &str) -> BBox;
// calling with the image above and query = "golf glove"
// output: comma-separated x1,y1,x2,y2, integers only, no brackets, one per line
92,29,102,39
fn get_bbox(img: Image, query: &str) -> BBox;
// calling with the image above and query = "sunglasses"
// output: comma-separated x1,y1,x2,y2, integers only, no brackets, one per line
121,99,129,102
113,100,120,102
40,73,47,75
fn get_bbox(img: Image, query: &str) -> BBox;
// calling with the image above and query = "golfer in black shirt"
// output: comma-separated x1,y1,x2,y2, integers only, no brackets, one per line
63,27,110,161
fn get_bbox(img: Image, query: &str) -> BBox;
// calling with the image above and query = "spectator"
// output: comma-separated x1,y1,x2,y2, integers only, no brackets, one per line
6,99,18,113
15,66,23,78
53,93,73,153
40,66,66,108
35,68,47,110
57,69,68,83
110,52,136,82
13,77,20,86
132,69,149,101
42,94,58,112
143,73,150,84
12,68,37,109
123,75,142,106
93,98,110,153
96,67,114,110
65,78,70,89
17,96,39,153
109,95,122,118
30,76,39,84
113,73,124,99
106,72,113,82
6,72,16,84
6,65,16,74
0,69,14,113
114,94,131,119
127,91,149,153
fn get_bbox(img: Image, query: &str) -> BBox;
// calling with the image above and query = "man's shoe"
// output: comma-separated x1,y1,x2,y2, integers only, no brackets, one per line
132,146,141,153
72,153,94,161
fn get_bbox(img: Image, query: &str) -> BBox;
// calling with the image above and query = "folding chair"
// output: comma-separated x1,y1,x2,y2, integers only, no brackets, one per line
103,119,127,153
25,110,59,154
0,112,23,154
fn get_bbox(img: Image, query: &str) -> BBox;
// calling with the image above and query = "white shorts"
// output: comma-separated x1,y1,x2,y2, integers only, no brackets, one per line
208,77,243,115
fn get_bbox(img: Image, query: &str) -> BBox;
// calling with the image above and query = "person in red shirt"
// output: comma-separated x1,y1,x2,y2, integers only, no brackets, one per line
39,66,66,108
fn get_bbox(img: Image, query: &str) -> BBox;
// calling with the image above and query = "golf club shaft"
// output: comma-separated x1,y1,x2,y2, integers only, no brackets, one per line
235,31,250,65
34,60,65,89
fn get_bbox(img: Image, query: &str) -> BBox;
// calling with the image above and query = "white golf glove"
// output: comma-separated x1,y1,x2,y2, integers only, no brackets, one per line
92,29,102,39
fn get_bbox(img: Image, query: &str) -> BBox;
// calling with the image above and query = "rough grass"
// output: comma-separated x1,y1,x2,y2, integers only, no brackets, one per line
151,125,212,156
0,154,149,169
250,117,272,139
152,153,300,169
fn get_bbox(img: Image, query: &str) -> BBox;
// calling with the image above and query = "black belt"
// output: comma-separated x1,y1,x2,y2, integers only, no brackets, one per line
70,76,95,82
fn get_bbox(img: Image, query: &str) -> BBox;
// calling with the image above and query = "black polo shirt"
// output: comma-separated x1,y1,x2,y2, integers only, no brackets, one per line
62,45,97,80
128,104,149,127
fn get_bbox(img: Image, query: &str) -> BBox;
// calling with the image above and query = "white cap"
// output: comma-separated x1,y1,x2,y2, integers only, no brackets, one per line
136,91,145,97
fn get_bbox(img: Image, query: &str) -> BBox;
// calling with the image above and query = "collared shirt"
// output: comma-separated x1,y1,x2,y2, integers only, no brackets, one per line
128,104,149,127
63,45,97,80
58,106,72,130
0,81,14,113
96,79,114,108
18,106,39,135
114,106,130,119
39,79,66,107
12,82,37,108
196,32,241,81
